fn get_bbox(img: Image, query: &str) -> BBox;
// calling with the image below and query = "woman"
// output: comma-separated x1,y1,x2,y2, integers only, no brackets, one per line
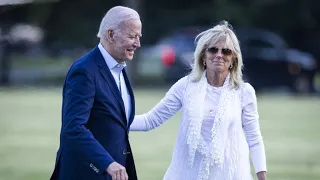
130,21,267,180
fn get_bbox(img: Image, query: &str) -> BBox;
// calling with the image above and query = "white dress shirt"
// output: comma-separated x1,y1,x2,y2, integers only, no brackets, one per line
202,85,222,143
98,43,131,122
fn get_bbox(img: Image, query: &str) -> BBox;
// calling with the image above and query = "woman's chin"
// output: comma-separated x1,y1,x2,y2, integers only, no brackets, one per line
209,67,226,73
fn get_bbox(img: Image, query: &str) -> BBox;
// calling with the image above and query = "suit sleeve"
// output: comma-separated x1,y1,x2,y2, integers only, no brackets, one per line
61,67,114,174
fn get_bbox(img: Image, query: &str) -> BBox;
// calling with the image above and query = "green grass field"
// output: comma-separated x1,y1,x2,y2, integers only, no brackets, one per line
0,88,319,180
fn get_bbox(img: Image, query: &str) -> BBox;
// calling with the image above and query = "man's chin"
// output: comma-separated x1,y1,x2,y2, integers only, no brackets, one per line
126,55,134,61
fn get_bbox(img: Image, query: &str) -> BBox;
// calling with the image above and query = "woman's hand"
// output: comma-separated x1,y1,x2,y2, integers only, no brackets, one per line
257,171,266,180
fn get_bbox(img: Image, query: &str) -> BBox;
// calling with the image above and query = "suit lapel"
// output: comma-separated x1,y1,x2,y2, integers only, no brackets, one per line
99,68,126,111
123,69,135,126
93,47,127,128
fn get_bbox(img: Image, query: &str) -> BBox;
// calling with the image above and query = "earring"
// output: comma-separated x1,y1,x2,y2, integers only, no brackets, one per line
203,61,206,69
229,64,233,69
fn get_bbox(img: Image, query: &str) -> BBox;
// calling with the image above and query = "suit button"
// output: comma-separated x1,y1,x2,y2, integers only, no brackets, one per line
123,150,130,155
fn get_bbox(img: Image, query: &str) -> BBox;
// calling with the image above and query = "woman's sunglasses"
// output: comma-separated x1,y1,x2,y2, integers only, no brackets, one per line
206,46,233,56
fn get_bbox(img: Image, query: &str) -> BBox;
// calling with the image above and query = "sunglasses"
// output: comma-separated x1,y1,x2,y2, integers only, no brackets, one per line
206,46,233,56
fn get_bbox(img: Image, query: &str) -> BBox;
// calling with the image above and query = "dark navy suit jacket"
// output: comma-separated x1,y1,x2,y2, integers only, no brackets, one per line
50,47,137,180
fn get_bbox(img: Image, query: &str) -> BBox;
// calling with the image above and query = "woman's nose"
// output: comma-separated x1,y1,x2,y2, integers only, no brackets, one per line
215,49,223,57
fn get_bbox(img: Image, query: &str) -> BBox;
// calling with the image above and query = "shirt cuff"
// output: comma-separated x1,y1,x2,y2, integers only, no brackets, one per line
250,142,267,173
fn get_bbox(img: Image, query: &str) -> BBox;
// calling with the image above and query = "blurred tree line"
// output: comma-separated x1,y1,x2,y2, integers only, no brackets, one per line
1,0,319,47
0,0,320,85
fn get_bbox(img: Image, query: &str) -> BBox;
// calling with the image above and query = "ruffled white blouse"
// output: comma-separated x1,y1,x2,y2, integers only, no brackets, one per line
130,73,267,180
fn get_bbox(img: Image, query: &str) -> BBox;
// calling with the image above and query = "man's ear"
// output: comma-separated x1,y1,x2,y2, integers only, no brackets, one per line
107,29,114,42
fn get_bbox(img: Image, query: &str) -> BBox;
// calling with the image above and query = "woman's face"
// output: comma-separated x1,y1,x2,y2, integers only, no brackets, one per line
203,40,234,74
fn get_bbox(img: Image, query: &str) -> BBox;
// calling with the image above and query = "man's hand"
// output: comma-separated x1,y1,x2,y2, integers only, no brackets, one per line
106,162,128,180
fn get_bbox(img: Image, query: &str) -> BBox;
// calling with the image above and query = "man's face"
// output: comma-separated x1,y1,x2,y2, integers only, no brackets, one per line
111,19,142,62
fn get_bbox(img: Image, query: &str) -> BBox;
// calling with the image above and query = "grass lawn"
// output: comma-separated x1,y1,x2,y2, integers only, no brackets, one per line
0,88,319,180
11,55,73,69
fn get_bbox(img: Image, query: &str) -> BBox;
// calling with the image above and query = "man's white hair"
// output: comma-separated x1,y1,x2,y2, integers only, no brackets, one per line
97,6,140,39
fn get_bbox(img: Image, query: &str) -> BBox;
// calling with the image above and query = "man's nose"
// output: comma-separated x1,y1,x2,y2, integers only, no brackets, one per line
134,38,141,48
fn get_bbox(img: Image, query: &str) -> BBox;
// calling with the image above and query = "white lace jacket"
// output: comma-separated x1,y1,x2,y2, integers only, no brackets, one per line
130,73,267,180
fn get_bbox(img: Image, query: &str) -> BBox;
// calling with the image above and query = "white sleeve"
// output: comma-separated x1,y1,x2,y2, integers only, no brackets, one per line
241,83,267,173
130,76,188,131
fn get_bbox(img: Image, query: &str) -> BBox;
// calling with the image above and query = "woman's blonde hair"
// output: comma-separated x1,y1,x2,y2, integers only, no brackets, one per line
189,20,243,89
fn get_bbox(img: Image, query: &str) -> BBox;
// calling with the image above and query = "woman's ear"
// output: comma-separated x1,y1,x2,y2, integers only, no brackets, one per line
232,56,238,67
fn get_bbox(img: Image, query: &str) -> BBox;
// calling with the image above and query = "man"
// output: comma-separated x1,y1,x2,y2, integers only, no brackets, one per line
50,6,142,180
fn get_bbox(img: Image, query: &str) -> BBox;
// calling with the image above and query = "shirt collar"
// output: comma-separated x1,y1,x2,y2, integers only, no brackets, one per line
98,43,126,70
